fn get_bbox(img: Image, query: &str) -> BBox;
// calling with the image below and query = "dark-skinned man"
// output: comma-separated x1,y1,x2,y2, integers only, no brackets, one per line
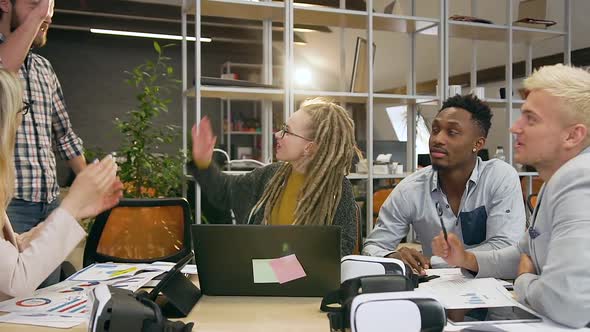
432,65,590,329
363,94,525,275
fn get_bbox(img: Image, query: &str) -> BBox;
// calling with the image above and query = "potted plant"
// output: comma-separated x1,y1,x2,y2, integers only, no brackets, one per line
115,41,184,198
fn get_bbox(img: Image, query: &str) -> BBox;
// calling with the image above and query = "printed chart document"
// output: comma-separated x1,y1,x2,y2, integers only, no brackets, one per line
418,277,517,309
0,263,163,328
0,312,85,329
426,268,513,289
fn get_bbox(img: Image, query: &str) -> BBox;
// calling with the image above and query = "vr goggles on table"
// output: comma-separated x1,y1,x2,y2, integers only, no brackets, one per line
88,285,194,332
322,255,446,332
88,253,201,332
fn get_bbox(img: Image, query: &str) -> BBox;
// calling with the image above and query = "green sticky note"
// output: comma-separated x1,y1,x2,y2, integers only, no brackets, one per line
252,259,279,283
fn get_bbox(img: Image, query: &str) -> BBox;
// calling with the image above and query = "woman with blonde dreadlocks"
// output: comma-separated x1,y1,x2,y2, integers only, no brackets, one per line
190,98,358,255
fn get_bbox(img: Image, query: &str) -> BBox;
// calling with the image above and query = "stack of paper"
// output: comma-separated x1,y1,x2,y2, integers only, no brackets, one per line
418,276,517,309
0,262,166,329
0,312,85,329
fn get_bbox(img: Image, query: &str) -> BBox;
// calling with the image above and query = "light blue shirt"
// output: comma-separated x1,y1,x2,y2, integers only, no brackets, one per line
363,158,526,259
473,147,590,328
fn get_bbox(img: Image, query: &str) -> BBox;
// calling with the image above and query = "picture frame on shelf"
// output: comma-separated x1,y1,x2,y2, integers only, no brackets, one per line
350,37,376,93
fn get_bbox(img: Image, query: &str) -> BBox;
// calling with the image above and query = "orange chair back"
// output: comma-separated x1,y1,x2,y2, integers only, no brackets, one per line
373,188,393,219
527,193,539,214
530,195,538,208
84,198,192,267
96,206,185,260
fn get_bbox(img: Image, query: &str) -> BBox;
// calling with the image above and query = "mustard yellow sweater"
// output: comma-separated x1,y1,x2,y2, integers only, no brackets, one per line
270,170,305,225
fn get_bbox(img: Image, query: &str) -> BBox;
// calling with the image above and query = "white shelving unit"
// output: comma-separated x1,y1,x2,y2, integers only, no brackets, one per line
444,0,571,166
181,0,571,236
181,0,444,232
185,86,284,101
218,61,282,163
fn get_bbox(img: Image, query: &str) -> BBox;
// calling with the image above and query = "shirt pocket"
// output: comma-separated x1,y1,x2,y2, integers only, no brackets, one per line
459,206,488,246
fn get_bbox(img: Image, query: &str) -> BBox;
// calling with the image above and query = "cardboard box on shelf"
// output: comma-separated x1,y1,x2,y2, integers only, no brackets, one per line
514,0,556,29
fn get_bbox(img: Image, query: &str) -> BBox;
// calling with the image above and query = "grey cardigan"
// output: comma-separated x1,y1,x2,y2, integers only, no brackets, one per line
189,162,357,256
473,147,590,328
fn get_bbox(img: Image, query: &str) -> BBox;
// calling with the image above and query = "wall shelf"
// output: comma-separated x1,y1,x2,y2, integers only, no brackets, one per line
373,94,439,105
293,91,439,105
447,21,565,43
187,0,440,34
185,0,284,20
484,98,525,107
373,13,439,33
185,86,284,101
512,26,566,44
294,90,368,103
228,131,263,135
293,4,440,33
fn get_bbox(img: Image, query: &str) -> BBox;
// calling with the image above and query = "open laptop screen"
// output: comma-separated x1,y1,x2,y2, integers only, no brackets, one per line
192,224,341,297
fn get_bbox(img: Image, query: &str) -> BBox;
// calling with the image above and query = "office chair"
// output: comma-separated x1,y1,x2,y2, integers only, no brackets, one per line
353,202,362,255
83,198,193,267
372,188,394,223
371,187,411,243
526,193,538,215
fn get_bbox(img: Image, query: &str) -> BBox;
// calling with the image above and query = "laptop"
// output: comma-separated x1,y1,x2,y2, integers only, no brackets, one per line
191,224,341,297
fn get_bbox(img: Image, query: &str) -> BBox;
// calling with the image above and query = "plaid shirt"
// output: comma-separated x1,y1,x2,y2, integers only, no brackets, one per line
0,35,84,203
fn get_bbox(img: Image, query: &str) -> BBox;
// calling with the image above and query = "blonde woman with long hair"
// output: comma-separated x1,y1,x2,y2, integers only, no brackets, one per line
0,68,122,300
191,98,359,255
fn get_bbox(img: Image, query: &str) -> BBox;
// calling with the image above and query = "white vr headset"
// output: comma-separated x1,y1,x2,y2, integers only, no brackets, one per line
350,291,446,332
341,255,407,283
322,255,446,332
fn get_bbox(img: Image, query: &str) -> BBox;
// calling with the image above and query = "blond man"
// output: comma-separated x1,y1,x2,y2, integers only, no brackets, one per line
432,64,590,328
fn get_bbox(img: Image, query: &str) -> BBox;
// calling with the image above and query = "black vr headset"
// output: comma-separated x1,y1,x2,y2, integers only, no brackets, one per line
88,253,201,332
88,285,193,332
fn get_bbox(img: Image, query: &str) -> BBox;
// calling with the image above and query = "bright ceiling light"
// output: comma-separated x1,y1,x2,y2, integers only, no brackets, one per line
293,27,315,33
90,28,211,42
295,67,312,86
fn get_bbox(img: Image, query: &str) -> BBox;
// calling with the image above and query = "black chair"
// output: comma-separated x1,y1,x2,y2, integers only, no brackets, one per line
83,198,193,267
353,202,362,254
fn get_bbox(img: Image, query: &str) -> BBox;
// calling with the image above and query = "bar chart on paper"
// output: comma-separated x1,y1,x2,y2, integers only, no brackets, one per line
461,293,487,306
46,297,87,315
417,278,517,309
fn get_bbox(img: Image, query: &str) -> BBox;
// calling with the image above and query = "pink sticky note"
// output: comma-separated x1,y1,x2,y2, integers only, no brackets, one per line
269,254,307,284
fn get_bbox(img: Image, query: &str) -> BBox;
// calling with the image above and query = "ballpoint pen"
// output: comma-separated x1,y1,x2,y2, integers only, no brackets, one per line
436,202,448,242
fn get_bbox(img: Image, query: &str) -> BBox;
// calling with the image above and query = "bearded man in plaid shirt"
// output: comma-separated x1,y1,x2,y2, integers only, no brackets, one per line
0,0,87,286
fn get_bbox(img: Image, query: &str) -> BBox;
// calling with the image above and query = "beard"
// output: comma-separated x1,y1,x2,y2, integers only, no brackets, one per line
32,32,47,48
431,160,449,172
10,12,48,48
